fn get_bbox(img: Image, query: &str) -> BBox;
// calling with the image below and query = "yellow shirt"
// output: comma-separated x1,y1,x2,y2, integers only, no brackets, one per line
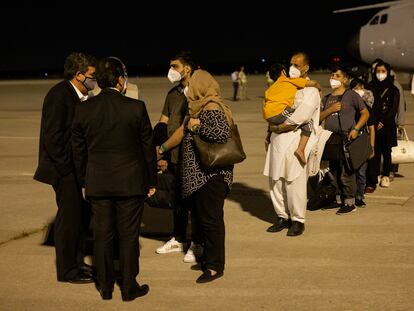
263,75,307,120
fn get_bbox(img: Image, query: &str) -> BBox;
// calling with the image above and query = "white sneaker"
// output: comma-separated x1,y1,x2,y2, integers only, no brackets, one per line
155,237,184,254
183,242,203,263
380,176,390,188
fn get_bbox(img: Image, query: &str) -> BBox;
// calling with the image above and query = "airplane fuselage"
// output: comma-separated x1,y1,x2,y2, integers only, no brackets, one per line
359,4,414,70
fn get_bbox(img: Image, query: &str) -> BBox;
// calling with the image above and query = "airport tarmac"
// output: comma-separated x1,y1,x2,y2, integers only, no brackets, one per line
0,73,413,310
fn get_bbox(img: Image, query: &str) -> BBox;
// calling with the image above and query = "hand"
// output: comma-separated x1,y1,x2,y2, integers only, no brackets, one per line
157,159,168,171
187,118,200,131
377,122,384,130
368,150,375,160
269,124,282,134
156,145,163,160
147,187,156,198
329,102,341,114
348,129,358,141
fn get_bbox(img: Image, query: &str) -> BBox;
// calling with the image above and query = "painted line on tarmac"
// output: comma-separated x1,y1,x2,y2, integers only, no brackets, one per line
366,194,409,200
0,136,38,140
18,172,35,176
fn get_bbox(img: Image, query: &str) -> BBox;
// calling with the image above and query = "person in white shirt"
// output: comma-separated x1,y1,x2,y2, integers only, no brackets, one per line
263,52,321,236
231,69,239,101
238,66,248,100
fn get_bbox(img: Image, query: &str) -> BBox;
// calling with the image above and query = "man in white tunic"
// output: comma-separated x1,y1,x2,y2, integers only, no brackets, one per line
263,52,321,236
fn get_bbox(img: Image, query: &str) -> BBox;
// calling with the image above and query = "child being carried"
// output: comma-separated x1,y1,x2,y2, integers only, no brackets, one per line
263,63,320,165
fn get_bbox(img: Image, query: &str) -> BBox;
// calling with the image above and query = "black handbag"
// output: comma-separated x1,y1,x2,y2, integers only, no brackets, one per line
343,130,372,172
321,132,345,161
193,123,246,169
146,172,175,209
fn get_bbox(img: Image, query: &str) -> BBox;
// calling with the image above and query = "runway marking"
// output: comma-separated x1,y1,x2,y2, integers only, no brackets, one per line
365,194,409,200
18,173,35,176
0,136,38,140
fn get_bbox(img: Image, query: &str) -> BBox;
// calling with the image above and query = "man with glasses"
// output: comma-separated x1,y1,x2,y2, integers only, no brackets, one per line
34,52,97,284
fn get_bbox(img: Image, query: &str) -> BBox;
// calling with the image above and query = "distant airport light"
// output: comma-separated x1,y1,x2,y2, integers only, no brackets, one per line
261,58,266,63
44,73,48,77
332,57,341,63
401,52,405,56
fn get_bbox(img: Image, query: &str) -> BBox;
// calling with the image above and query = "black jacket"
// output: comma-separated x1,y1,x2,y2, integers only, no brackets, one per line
34,80,81,186
71,88,157,197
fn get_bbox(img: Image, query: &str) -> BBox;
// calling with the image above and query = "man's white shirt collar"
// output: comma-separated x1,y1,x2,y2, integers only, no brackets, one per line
69,81,88,102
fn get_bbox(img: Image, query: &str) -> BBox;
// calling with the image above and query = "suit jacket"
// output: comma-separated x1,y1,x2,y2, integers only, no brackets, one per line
71,88,157,197
34,80,81,186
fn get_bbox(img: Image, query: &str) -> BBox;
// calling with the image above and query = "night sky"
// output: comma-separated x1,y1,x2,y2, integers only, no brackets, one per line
0,0,392,77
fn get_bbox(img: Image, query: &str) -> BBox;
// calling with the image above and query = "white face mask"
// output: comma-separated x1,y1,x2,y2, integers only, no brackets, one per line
168,68,183,83
329,78,342,89
183,85,189,98
376,72,387,82
354,89,365,98
289,66,301,78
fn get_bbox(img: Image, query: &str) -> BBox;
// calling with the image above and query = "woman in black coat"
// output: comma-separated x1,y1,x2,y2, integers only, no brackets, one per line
366,60,399,190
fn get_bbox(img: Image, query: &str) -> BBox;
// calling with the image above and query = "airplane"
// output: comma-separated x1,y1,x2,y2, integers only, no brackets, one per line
334,0,414,71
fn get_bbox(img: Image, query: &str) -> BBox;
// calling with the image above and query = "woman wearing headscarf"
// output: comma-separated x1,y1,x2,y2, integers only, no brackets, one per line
159,69,233,283
365,60,399,191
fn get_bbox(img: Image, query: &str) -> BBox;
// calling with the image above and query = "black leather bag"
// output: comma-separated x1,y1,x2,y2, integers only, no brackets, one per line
146,172,175,209
193,123,246,169
343,131,372,172
321,132,345,161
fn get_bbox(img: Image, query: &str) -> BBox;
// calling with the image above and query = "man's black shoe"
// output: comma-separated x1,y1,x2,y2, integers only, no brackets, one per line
121,284,149,301
196,270,224,284
336,204,356,215
286,221,305,236
79,263,94,274
62,270,94,284
321,202,342,210
266,218,291,233
355,199,366,207
95,283,113,300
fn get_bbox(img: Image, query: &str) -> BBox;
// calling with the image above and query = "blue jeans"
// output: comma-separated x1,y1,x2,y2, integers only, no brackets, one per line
356,162,368,200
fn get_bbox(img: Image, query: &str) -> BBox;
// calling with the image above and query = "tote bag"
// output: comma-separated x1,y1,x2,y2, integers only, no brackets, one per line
391,128,414,164
193,123,246,169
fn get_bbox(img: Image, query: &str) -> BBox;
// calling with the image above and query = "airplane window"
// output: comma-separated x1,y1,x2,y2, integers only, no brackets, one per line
370,15,379,25
380,14,388,24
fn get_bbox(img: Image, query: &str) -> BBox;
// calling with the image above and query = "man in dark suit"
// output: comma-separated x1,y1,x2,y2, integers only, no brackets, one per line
34,52,96,284
71,57,157,301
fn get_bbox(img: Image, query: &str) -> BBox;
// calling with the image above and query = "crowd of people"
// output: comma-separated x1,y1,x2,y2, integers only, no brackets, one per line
264,52,407,235
34,51,234,301
33,50,410,302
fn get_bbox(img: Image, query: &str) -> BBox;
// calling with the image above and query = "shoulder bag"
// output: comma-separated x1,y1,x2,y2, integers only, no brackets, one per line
193,121,246,169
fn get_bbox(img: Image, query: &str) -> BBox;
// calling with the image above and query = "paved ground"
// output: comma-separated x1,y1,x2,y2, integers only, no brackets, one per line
1,73,413,310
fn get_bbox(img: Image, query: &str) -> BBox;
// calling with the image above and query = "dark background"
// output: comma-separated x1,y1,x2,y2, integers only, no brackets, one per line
0,1,389,78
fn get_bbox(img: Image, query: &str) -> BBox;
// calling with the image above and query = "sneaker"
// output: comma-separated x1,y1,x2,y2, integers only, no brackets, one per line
380,176,390,188
336,204,356,215
155,237,184,254
355,199,366,207
183,242,203,263
321,202,342,210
